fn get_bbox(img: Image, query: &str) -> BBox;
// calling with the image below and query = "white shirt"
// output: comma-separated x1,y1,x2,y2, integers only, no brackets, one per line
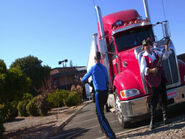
140,50,172,76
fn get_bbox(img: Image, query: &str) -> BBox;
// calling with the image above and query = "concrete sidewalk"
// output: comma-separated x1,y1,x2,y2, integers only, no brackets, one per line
3,101,91,139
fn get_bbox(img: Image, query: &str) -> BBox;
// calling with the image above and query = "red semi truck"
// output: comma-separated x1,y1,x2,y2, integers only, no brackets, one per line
87,0,185,128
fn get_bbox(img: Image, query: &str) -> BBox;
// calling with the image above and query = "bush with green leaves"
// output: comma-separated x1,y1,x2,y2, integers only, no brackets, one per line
65,91,81,106
5,102,18,121
0,102,17,122
17,100,29,116
9,101,18,120
0,104,6,122
48,90,70,108
0,104,5,138
71,85,83,101
35,95,50,116
17,93,33,117
48,91,62,107
26,98,39,116
0,116,4,139
22,93,33,101
60,90,70,106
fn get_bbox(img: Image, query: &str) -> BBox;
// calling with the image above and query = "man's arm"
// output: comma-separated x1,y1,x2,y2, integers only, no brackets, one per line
156,49,172,60
141,57,149,76
81,67,93,83
156,38,172,60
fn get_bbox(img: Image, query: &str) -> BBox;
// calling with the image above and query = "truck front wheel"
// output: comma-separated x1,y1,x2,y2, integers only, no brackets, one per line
115,90,128,128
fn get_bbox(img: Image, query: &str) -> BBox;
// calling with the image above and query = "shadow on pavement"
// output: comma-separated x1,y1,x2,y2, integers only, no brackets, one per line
5,117,25,123
3,121,56,139
51,127,90,139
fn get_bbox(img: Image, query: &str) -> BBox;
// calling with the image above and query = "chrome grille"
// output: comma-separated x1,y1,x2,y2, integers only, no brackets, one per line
162,50,180,87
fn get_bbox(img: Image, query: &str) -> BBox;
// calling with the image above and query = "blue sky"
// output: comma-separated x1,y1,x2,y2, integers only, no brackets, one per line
0,0,185,69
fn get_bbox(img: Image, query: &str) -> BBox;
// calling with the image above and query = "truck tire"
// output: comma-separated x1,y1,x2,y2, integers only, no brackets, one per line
115,90,128,128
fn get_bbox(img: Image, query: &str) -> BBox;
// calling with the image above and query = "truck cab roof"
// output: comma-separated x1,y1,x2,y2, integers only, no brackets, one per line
102,9,140,36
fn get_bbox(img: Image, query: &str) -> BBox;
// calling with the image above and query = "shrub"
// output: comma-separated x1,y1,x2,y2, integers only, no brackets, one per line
26,98,39,116
70,85,76,92
47,92,61,108
0,104,4,135
6,101,18,121
17,100,29,116
17,93,33,117
0,102,18,122
22,93,33,100
65,92,81,106
0,117,4,139
70,85,83,101
36,95,50,116
48,90,61,107
0,104,6,122
60,90,70,106
76,85,83,94
48,90,70,108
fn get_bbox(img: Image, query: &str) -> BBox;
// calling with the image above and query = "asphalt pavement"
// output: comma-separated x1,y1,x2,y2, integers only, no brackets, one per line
49,101,185,139
49,102,124,139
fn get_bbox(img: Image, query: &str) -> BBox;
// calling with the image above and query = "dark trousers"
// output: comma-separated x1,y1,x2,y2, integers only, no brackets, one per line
95,90,115,139
148,78,168,122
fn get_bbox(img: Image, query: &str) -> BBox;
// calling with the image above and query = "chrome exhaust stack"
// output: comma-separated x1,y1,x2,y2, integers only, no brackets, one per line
143,0,151,22
95,5,111,86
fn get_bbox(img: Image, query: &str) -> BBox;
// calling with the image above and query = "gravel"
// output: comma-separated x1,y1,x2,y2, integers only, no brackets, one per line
118,110,185,139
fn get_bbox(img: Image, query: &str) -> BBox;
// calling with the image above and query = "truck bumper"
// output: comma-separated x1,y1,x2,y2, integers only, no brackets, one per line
120,96,149,123
120,84,185,123
167,84,185,105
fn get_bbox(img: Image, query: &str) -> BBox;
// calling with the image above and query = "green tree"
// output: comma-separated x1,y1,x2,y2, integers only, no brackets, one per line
10,55,51,95
0,60,31,136
0,60,7,73
2,67,31,103
1,60,30,103
0,60,7,98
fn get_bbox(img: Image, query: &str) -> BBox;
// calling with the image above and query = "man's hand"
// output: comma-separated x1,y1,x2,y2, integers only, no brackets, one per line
149,68,158,75
165,44,169,51
165,37,170,51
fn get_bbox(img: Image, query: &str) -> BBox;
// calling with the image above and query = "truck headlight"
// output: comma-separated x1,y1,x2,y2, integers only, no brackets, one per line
120,89,140,99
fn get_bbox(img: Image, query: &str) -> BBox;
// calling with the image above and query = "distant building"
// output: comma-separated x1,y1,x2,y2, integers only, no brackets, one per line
50,66,86,90
177,53,185,63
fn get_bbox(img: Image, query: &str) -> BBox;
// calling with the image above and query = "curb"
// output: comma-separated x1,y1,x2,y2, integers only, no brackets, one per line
43,101,91,139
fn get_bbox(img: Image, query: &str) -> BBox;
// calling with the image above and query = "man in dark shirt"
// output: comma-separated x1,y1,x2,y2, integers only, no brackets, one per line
81,52,116,139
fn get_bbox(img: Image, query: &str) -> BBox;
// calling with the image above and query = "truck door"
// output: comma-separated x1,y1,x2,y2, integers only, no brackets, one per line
110,38,119,78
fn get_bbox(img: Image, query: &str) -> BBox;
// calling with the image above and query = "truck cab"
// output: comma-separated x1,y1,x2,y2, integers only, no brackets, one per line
88,4,185,128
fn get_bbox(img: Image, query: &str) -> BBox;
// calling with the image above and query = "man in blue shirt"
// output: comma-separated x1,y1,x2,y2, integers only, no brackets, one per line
81,52,116,139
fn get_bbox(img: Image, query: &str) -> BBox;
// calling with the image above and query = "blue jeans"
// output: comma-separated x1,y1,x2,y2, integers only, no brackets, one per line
95,90,116,139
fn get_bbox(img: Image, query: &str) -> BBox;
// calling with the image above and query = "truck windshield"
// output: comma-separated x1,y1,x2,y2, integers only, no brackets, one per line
115,27,154,52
